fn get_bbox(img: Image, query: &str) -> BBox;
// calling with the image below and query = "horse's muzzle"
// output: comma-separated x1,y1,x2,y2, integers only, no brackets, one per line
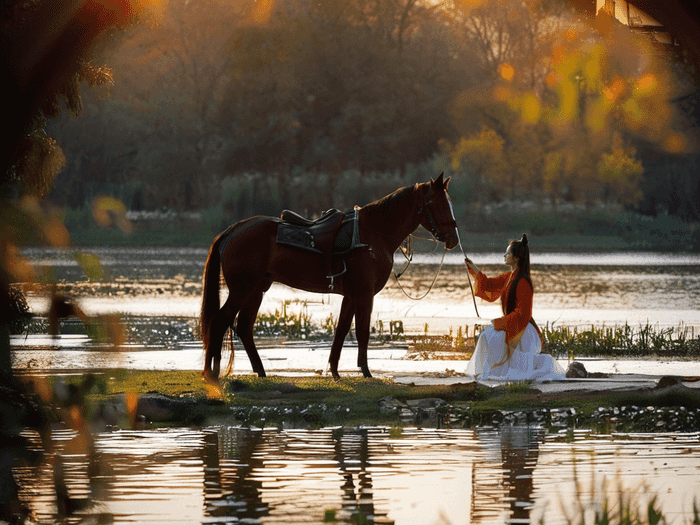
443,233,459,250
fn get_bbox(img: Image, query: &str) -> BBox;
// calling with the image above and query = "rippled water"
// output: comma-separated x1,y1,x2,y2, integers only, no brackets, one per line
14,426,700,525
13,247,700,374
10,248,700,524
18,246,700,325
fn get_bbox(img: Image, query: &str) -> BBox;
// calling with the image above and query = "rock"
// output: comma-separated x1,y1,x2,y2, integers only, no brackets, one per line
406,398,446,409
137,393,190,422
656,376,682,389
379,395,404,414
136,393,223,424
566,361,588,378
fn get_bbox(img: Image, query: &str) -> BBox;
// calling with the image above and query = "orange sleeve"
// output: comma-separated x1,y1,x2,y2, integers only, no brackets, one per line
468,268,511,303
493,278,533,345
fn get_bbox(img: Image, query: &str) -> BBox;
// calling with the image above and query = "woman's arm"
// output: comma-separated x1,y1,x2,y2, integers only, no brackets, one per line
464,260,511,303
464,257,480,275
493,278,533,334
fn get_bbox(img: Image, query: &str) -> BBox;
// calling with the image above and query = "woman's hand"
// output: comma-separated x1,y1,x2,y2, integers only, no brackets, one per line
464,257,480,275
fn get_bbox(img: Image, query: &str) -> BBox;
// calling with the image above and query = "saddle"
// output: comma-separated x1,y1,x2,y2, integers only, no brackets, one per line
276,207,364,289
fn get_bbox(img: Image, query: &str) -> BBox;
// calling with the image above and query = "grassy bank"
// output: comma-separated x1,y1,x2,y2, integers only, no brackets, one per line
32,369,700,433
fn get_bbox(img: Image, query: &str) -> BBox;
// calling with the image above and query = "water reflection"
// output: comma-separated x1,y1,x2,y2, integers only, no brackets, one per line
499,427,541,522
10,425,700,524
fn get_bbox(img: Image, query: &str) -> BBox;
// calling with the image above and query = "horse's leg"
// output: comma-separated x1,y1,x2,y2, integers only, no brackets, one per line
204,297,238,382
328,296,355,381
354,295,374,378
236,290,267,377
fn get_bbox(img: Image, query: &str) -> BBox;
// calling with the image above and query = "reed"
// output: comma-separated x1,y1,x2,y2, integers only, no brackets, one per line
543,321,700,359
254,300,313,338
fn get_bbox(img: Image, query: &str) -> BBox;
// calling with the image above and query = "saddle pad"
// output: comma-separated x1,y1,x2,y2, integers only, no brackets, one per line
333,219,353,253
276,223,322,253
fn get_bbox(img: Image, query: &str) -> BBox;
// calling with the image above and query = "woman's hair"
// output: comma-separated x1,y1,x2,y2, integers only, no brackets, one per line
509,233,531,280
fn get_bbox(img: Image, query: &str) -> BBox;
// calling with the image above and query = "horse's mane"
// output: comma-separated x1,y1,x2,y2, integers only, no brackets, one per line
362,183,422,220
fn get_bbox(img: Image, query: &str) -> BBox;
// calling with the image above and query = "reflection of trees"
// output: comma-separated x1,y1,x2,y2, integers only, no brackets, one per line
7,375,107,523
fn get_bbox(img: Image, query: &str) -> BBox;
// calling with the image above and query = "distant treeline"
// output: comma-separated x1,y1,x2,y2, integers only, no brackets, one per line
45,0,700,227
61,169,700,251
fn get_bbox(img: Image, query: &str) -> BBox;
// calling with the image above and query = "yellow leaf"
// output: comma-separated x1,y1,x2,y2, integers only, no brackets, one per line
499,63,514,82
43,218,70,248
7,244,33,282
75,252,104,281
635,74,658,96
521,94,541,124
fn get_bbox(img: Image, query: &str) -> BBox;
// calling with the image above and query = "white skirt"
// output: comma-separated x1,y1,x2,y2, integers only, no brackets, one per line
465,323,566,381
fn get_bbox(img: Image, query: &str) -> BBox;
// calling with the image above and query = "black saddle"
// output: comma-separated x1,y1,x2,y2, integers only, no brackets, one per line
280,208,341,228
276,208,362,289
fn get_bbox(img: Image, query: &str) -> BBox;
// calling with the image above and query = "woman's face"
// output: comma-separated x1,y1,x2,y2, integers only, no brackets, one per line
504,245,518,269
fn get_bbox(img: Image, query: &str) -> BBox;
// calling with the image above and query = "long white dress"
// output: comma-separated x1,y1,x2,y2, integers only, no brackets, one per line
465,323,566,381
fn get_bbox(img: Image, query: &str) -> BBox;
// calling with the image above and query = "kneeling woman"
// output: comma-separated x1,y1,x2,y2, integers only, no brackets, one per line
464,234,566,381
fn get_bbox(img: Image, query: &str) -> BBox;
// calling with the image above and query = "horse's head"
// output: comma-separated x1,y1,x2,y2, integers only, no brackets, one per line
419,172,459,250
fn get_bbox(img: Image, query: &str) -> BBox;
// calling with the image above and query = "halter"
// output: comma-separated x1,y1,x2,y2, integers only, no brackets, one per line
418,184,457,243
393,182,455,300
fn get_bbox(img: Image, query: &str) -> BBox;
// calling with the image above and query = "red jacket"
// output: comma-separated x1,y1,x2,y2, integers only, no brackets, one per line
468,267,542,349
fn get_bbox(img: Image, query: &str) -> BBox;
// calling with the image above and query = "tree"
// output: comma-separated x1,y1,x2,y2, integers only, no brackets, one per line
597,133,644,205
0,0,155,376
444,0,687,209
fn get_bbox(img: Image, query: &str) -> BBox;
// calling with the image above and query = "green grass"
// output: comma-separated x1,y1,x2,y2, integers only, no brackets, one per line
543,322,700,359
25,368,697,432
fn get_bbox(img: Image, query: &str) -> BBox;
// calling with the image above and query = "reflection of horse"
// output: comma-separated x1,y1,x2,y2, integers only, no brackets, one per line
201,173,459,381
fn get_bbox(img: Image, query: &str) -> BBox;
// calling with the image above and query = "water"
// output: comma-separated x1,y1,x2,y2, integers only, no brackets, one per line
12,247,700,375
9,248,700,524
18,246,700,326
14,426,700,525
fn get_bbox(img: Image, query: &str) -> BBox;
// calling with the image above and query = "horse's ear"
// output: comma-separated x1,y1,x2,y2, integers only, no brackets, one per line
435,172,444,186
444,176,450,190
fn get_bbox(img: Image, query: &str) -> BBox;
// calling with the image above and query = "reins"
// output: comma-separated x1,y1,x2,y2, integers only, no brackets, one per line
394,232,440,279
393,242,447,300
457,239,481,318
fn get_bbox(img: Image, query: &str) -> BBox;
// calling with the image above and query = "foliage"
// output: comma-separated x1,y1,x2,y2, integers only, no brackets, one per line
543,322,700,359
254,300,313,339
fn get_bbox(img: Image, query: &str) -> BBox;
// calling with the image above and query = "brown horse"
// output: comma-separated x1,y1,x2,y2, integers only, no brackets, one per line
200,173,459,381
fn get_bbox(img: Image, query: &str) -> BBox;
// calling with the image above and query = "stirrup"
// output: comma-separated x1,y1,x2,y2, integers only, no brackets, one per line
327,259,347,290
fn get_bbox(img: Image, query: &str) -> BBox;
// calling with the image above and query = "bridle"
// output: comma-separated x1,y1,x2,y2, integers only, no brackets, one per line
393,183,456,300
418,185,457,243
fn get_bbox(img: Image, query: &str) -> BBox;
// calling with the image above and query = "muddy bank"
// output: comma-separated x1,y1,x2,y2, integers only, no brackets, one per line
86,374,700,433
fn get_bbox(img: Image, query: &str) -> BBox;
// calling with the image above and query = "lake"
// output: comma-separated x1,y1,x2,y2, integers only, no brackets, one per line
12,247,700,375
17,246,700,329
9,247,700,524
15,425,700,525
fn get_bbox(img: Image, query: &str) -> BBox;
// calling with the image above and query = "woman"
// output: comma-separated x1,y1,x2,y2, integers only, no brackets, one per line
464,234,566,381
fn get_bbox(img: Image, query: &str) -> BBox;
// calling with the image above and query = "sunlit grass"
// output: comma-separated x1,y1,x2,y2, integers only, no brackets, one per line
543,321,700,359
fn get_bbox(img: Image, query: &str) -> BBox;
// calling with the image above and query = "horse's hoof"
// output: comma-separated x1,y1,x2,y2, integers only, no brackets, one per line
331,372,341,382
202,370,219,384
360,367,372,379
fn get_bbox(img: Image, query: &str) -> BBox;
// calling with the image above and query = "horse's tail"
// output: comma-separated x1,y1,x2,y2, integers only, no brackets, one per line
200,234,223,351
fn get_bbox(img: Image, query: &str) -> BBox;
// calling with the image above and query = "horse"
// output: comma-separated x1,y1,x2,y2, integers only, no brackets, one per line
200,172,459,382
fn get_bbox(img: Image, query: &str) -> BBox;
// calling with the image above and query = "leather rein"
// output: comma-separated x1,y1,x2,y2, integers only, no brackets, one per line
393,185,453,301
